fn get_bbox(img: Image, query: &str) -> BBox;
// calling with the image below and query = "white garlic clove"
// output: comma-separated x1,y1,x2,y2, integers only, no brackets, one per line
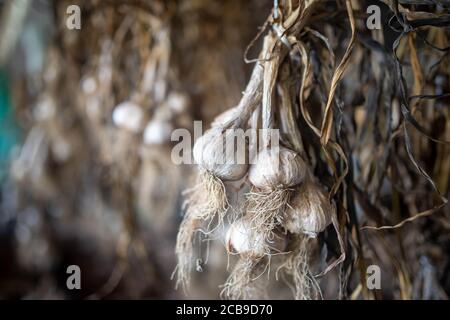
225,218,287,258
112,101,144,133
143,119,173,145
284,179,333,237
193,128,248,181
248,146,307,190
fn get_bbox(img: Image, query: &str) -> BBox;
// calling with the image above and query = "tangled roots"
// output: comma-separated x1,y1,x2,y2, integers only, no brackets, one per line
174,170,229,291
278,235,322,300
197,170,229,228
220,257,267,300
173,213,201,292
246,188,292,243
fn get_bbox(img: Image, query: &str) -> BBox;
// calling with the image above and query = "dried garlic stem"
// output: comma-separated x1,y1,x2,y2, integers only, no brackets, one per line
278,62,304,154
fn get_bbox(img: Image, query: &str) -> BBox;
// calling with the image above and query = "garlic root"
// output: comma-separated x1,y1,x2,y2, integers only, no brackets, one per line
278,235,321,300
221,257,267,300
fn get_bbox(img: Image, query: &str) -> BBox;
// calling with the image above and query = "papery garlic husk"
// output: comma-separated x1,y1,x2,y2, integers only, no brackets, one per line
225,217,287,259
112,101,144,133
284,178,333,238
248,146,307,190
193,127,249,181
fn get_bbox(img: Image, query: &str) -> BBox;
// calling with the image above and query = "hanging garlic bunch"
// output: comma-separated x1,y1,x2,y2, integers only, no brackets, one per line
174,59,264,290
174,0,350,300
219,28,311,299
221,22,342,299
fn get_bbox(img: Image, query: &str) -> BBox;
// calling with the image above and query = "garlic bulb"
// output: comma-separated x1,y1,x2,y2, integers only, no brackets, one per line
284,179,333,237
225,218,287,258
248,146,307,190
112,101,144,133
143,118,173,145
193,128,248,181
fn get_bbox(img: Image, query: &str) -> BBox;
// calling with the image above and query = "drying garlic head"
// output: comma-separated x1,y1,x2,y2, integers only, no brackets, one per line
225,217,287,258
284,179,333,238
193,128,248,181
112,101,144,133
248,146,307,190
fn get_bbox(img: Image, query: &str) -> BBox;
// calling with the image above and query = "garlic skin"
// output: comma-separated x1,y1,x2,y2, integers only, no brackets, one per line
112,101,144,133
193,128,248,181
249,146,307,190
225,218,287,258
284,179,333,238
143,119,173,145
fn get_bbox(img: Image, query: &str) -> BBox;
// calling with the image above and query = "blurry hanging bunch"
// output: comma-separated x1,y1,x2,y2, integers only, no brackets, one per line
6,0,194,298
174,76,255,290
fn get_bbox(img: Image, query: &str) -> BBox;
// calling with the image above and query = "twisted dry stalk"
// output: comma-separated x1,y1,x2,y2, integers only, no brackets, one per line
175,0,352,297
